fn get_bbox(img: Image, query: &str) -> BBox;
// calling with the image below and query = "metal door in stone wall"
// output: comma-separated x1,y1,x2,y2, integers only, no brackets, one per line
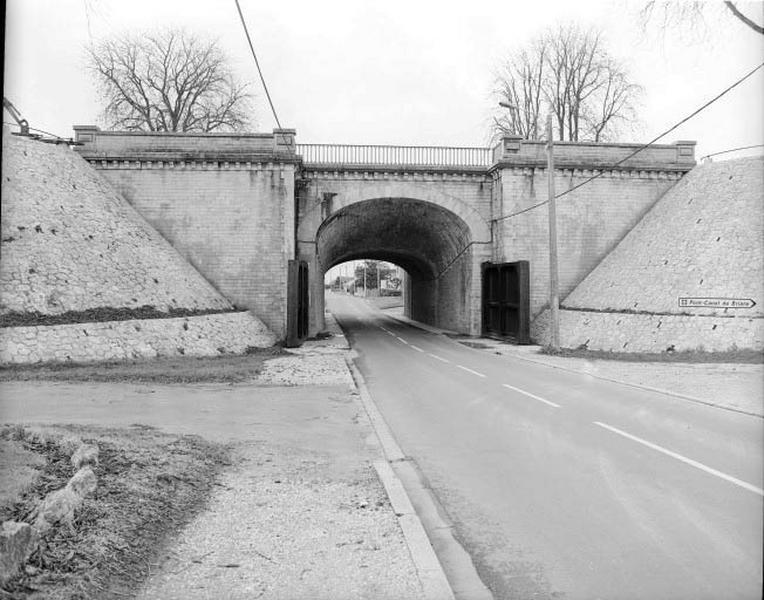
286,260,309,347
482,261,530,343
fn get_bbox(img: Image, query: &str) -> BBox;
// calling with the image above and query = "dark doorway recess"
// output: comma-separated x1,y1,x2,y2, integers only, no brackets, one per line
286,260,309,347
482,261,530,343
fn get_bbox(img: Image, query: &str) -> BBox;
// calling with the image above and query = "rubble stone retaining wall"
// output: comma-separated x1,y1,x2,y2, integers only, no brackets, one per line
531,309,763,353
0,311,275,365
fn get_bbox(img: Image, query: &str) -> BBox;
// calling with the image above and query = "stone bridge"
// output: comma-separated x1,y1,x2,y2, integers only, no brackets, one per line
73,126,696,341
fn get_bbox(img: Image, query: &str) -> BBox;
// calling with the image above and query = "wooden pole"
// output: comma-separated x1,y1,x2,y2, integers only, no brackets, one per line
546,114,560,350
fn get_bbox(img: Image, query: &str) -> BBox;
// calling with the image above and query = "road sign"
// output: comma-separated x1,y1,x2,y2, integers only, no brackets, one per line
678,297,757,309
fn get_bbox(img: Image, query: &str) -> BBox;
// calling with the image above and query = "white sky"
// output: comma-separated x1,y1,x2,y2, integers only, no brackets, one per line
3,0,763,159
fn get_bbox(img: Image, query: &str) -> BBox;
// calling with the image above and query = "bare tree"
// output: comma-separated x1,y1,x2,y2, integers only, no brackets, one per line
87,29,254,132
492,25,642,142
640,1,763,37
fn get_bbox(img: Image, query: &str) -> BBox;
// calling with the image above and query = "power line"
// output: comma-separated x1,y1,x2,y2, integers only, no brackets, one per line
493,61,764,224
233,0,282,130
701,144,764,160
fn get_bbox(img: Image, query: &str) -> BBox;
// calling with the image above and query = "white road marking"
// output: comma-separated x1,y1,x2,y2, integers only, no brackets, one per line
457,365,486,378
594,421,764,497
410,345,424,352
502,383,561,408
428,353,450,364
395,336,410,345
379,327,395,336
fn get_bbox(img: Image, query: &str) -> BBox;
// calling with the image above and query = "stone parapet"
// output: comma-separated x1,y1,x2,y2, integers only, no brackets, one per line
492,136,696,172
73,126,298,163
0,311,276,365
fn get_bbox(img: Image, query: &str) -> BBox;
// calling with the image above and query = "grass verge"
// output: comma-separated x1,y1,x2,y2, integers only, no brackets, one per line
539,346,764,364
0,346,288,384
0,424,230,599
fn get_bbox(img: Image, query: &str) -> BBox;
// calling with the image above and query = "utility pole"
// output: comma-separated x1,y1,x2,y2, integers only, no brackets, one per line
376,261,381,293
363,262,367,297
546,113,561,350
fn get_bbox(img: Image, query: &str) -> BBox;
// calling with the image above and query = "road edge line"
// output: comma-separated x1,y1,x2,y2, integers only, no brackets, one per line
382,310,762,420
345,357,456,600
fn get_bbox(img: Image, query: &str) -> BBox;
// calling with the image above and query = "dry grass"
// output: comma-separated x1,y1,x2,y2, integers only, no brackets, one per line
539,346,764,363
0,424,230,599
0,346,288,385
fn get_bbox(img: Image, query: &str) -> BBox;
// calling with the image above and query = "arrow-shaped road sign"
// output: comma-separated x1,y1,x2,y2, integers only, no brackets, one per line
678,297,757,309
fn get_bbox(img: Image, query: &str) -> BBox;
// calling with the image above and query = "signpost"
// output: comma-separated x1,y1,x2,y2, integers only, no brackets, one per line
678,297,757,309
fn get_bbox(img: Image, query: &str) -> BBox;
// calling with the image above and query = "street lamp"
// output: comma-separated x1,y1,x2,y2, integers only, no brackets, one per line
499,102,561,350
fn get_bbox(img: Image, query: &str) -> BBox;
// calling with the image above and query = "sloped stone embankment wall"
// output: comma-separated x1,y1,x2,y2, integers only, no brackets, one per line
1,133,231,314
0,132,275,363
533,157,763,351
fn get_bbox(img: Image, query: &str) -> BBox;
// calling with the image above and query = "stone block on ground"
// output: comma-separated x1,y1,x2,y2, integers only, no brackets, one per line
0,520,38,584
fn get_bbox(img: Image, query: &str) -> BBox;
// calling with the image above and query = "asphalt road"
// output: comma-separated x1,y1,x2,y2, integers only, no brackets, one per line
328,292,763,600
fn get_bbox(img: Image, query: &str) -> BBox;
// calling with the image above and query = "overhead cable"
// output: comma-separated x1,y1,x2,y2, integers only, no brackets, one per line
233,0,283,130
701,144,764,160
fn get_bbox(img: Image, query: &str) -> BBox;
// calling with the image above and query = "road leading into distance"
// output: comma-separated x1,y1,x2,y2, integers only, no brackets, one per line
329,292,763,600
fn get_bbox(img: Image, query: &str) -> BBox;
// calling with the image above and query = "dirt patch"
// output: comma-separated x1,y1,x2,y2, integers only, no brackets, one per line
0,424,229,599
540,346,764,364
0,346,289,384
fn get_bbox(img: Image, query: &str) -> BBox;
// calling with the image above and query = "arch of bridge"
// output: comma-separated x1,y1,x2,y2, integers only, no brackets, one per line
297,176,492,266
314,197,476,278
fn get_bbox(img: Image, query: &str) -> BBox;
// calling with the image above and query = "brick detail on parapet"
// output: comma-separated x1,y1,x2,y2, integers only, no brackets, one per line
90,160,294,172
300,168,491,181
531,308,763,353
0,311,276,365
496,166,684,180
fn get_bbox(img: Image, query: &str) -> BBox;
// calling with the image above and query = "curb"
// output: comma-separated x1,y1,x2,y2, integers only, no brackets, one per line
382,310,762,419
345,358,456,600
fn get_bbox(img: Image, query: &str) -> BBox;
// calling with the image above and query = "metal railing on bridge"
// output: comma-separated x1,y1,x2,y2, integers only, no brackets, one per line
296,143,492,168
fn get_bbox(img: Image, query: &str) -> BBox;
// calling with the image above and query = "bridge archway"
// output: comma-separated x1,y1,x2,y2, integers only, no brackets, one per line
306,197,488,335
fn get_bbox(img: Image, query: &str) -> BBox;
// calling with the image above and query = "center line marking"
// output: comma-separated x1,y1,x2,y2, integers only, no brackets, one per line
457,365,486,378
395,336,410,345
502,383,560,408
409,345,424,352
428,353,450,363
594,421,764,496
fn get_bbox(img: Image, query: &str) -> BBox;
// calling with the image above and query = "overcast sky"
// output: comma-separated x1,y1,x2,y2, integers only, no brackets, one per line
4,0,763,159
